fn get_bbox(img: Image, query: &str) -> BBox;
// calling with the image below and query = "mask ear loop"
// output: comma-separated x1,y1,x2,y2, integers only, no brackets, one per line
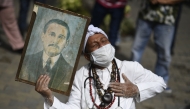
85,52,94,64
90,54,95,64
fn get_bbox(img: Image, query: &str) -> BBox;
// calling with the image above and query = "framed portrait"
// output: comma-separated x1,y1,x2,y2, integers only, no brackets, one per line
15,2,90,95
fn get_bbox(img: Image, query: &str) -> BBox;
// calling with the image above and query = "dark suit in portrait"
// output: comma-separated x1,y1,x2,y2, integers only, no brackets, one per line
19,19,73,92
20,51,73,92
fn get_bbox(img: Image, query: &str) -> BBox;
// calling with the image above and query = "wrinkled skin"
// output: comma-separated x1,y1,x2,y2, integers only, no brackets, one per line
35,75,53,105
109,73,139,98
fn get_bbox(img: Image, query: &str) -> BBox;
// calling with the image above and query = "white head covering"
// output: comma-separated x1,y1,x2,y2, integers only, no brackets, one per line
83,25,108,52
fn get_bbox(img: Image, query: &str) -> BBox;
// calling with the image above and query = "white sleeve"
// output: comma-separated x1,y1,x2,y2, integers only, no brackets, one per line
44,97,65,109
130,62,166,102
43,68,83,109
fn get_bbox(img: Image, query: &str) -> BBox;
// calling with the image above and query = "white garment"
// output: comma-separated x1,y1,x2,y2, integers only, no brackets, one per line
44,58,166,109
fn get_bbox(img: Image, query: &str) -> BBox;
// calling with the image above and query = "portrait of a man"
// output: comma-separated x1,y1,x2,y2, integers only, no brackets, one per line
20,19,73,92
16,4,90,95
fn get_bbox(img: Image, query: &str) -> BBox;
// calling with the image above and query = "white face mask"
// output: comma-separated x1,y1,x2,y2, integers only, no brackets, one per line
90,44,115,67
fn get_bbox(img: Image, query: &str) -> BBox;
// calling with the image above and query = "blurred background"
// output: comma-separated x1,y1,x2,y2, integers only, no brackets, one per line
0,0,190,109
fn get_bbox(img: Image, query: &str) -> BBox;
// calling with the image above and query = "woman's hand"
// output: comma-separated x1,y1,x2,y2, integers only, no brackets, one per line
35,75,54,106
109,73,139,98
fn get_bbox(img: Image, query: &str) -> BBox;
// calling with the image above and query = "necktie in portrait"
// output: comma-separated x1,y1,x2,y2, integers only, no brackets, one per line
44,57,51,73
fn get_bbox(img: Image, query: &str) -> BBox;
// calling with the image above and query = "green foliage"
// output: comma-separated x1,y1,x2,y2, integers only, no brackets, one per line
99,5,135,37
58,1,134,36
99,14,135,37
120,5,135,37
100,15,111,34
58,0,90,16
120,18,135,37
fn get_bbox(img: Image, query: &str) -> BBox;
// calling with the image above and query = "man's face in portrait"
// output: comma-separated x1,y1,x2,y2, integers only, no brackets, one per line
41,23,68,57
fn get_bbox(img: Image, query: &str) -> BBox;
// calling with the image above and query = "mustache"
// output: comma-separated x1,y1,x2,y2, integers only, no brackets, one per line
48,44,59,49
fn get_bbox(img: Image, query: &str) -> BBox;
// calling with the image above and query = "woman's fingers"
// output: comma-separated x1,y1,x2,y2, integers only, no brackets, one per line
35,74,51,93
35,75,45,91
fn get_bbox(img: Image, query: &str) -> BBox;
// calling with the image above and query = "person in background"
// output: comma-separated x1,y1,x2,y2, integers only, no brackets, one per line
0,0,24,53
18,0,46,37
131,0,183,93
90,0,127,50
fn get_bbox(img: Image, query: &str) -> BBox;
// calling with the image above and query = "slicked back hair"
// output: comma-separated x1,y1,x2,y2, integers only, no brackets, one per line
43,19,70,40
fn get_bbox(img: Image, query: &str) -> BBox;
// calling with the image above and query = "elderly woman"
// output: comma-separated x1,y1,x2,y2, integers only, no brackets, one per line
0,0,24,52
35,25,166,109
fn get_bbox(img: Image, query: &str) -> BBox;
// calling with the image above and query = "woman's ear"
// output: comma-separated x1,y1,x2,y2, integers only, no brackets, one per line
84,53,90,61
